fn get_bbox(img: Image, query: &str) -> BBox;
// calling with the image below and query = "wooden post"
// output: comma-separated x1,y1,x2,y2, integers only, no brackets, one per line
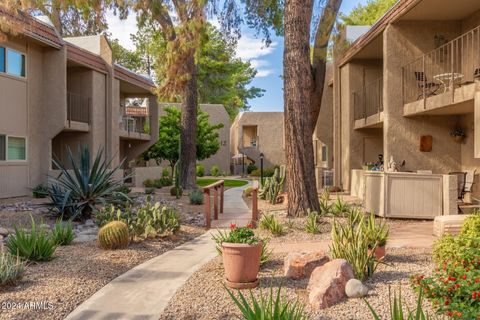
204,189,211,229
220,183,224,214
252,188,258,226
213,187,219,220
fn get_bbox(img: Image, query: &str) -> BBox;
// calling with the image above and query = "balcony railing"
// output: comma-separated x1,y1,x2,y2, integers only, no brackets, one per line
119,107,150,134
403,25,480,104
353,77,384,121
67,92,90,124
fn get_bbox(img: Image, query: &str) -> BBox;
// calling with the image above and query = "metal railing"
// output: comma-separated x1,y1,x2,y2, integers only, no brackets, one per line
353,77,384,121
119,107,151,134
67,92,90,124
403,25,480,104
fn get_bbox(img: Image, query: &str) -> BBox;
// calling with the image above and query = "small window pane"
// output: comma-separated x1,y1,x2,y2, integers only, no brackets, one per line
0,135,5,161
321,146,327,162
0,47,5,73
8,137,26,161
7,49,25,77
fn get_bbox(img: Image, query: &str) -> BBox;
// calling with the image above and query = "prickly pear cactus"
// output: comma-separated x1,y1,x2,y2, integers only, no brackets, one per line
98,221,129,250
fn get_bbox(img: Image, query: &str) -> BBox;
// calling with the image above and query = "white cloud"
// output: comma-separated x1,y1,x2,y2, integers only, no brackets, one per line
256,69,275,78
106,12,138,51
235,35,278,60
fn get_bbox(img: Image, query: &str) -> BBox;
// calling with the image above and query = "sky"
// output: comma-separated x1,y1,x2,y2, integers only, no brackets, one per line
106,0,370,112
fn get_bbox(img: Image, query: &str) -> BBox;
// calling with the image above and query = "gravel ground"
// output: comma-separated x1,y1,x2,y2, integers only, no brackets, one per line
159,248,436,320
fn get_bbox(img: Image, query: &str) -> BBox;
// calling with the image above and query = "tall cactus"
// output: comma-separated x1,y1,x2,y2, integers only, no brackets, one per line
173,160,182,199
258,165,286,204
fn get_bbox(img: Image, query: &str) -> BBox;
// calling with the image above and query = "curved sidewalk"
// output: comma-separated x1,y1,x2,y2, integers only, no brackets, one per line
66,185,250,320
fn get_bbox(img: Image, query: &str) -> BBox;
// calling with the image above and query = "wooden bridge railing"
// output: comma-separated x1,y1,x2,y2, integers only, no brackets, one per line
251,187,259,226
203,180,224,229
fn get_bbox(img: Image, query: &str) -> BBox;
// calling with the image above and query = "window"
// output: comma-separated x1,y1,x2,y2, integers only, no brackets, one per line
6,49,25,77
7,137,26,161
0,47,5,73
0,135,5,161
321,145,328,162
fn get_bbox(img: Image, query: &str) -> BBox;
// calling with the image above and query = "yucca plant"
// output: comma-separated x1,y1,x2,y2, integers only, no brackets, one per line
6,217,56,261
0,252,25,286
332,197,350,216
305,210,321,234
51,219,75,246
365,287,437,320
259,213,284,236
226,285,310,320
363,212,389,248
47,145,131,221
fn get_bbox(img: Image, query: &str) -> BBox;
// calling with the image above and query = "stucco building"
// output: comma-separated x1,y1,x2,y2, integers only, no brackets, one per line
0,13,158,198
315,0,480,218
230,112,285,174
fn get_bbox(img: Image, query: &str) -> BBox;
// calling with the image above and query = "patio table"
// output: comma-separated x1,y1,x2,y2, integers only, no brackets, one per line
433,73,463,93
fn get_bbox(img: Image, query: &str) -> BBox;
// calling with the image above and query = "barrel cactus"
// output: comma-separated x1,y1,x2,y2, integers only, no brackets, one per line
98,221,129,250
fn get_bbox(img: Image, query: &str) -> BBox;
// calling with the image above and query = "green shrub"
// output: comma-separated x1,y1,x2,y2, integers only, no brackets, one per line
152,179,162,188
365,287,434,320
98,220,130,250
196,164,205,177
189,189,204,205
460,212,480,238
259,213,284,236
363,212,389,248
305,210,321,234
226,286,309,320
162,167,170,177
0,252,25,286
116,185,131,194
243,186,254,197
170,186,183,197
51,219,74,246
32,184,48,198
145,187,155,194
332,197,350,216
247,164,257,174
47,145,129,221
210,165,220,177
161,176,173,186
143,179,155,188
250,168,275,177
6,217,56,261
329,209,379,281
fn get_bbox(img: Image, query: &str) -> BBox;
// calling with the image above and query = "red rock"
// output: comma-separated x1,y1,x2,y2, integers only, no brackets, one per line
307,259,354,309
283,251,329,279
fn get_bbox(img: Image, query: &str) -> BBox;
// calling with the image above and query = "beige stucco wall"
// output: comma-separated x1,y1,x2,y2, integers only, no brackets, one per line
230,112,285,169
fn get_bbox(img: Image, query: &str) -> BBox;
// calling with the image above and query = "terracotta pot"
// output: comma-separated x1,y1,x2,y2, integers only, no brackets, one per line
222,242,262,289
368,245,386,260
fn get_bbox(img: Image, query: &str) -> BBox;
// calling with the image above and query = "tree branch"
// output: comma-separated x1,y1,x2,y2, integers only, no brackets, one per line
310,0,342,128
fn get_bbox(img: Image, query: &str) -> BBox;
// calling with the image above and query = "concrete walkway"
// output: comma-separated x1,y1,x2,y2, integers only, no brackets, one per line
66,185,251,320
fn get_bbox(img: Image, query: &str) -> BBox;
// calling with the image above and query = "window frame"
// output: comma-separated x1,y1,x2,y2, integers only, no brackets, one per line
0,47,5,73
0,46,27,79
0,135,27,162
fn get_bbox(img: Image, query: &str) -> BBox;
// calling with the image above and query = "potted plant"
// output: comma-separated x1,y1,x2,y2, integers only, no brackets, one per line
450,126,466,143
364,213,389,260
214,223,262,289
363,162,375,171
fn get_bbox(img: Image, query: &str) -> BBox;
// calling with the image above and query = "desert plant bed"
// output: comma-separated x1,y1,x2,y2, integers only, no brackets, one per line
159,248,436,320
0,225,203,320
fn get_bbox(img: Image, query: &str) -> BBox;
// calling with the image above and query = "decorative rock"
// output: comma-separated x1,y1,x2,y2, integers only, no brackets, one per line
85,219,95,227
307,259,354,309
345,279,369,298
284,251,329,279
0,227,9,236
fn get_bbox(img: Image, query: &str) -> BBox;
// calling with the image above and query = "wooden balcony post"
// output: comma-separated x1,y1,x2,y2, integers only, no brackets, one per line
220,183,224,214
213,186,219,220
204,189,211,229
252,188,258,226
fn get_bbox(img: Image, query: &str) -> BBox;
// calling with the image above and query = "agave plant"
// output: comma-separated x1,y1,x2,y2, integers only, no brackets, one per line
47,145,130,221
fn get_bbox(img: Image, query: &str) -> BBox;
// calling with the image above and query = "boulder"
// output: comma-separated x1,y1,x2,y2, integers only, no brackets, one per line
307,259,354,309
345,279,369,298
284,251,329,279
0,227,9,236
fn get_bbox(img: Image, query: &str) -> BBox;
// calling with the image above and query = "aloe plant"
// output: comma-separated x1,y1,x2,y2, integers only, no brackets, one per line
47,145,130,221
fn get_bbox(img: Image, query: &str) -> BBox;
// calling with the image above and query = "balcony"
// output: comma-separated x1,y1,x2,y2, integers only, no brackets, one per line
403,26,480,116
66,92,90,131
353,77,384,129
119,106,151,140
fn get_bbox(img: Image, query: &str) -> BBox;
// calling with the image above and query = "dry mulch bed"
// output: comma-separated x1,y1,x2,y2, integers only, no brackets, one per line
159,248,436,320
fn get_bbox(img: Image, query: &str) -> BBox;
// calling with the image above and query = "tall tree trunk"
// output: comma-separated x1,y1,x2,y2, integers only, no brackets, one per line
284,0,320,217
180,54,198,189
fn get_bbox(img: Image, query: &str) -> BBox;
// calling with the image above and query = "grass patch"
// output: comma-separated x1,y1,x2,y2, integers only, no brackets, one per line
196,178,248,188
